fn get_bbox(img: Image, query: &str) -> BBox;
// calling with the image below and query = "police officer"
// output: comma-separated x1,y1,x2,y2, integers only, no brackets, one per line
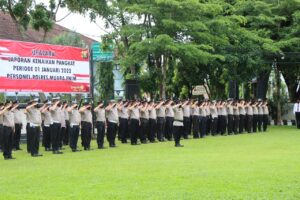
0,101,17,159
156,100,166,142
227,100,234,135
79,102,93,150
173,101,184,147
41,101,52,151
252,101,258,133
0,103,4,152
257,101,264,132
25,99,43,157
12,100,22,150
128,101,140,145
262,100,269,132
246,101,253,133
210,101,218,136
205,101,212,135
165,100,174,141
233,101,240,134
105,101,119,147
182,100,191,139
68,102,81,152
191,101,200,138
239,100,246,133
25,101,31,153
117,101,129,144
140,101,149,144
148,102,157,143
59,103,66,150
50,98,63,154
63,101,70,145
199,102,207,138
94,101,106,149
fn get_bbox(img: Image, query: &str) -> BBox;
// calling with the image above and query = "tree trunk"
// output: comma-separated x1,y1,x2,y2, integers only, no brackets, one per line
275,67,282,126
160,55,167,99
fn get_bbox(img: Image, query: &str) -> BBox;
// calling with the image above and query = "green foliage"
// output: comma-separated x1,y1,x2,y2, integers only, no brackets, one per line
96,62,114,100
49,32,87,48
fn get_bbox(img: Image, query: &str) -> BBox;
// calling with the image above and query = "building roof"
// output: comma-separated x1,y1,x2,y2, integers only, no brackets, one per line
0,12,96,47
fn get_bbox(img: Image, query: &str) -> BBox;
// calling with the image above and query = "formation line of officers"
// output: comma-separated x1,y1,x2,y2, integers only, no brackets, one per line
0,98,269,160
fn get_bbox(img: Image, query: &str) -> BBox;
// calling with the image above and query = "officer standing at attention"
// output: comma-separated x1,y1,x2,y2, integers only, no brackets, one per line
140,101,149,143
246,101,253,133
227,100,234,135
68,102,81,152
238,100,246,133
148,101,157,143
117,101,129,144
252,101,259,133
0,103,4,152
105,101,119,147
262,100,269,131
173,101,184,147
257,100,264,132
128,101,141,145
41,101,52,151
155,100,166,142
199,102,207,138
94,101,106,149
79,102,93,150
25,99,44,157
191,101,200,138
210,101,218,136
182,100,191,139
293,99,300,129
12,101,22,151
50,98,63,154
165,100,175,141
59,103,66,150
63,101,70,146
0,101,18,159
233,101,240,134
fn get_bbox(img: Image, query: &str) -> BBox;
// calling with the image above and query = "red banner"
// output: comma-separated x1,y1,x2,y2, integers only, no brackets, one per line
0,39,90,93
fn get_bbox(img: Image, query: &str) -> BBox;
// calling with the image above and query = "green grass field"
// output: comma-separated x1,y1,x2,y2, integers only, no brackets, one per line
0,126,300,200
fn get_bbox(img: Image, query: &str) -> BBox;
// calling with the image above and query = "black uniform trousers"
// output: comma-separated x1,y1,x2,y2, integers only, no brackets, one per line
295,112,300,129
96,121,105,148
183,117,191,138
252,114,258,133
107,121,117,147
156,117,165,141
63,120,70,145
0,124,3,150
50,122,61,152
263,114,268,131
81,121,92,149
130,119,139,144
200,116,207,138
140,118,149,143
192,115,200,138
239,115,245,133
165,117,174,140
148,118,156,142
219,115,227,135
26,123,30,152
173,125,183,145
2,126,13,158
211,117,218,136
257,115,263,132
206,116,211,135
59,127,66,148
119,118,128,143
28,126,41,155
227,115,233,135
13,123,22,149
233,115,240,134
69,125,80,150
246,115,253,133
42,125,51,149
